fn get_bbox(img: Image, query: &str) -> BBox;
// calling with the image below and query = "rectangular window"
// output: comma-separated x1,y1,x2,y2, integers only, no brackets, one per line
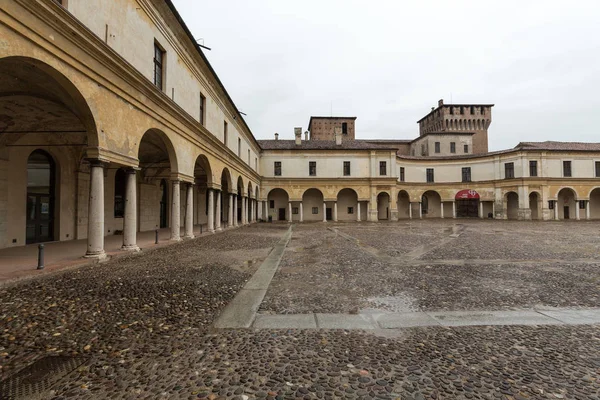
426,168,434,183
238,138,241,157
309,161,317,176
470,106,474,115
505,162,514,179
153,43,164,90
343,161,351,176
434,142,440,153
596,161,600,177
347,207,354,214
274,161,281,176
292,207,299,214
450,107,454,115
223,121,228,145
342,122,348,134
450,142,456,153
248,149,250,164
379,161,387,176
579,200,586,209
529,160,538,177
312,207,319,214
563,161,572,177
269,200,275,209
462,167,471,182
464,144,469,153
199,94,206,126
399,167,405,182
460,106,464,115
255,157,257,171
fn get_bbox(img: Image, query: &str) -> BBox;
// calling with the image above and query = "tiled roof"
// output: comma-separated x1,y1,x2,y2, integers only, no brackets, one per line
258,139,397,151
516,141,600,151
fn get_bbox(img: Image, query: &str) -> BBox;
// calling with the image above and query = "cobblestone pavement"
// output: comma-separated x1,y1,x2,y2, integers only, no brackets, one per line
1,222,600,399
260,221,600,314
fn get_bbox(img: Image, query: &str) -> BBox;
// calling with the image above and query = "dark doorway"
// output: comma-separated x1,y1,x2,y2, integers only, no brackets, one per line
278,208,286,221
26,150,55,244
564,206,570,219
326,208,332,221
159,179,168,228
456,199,479,218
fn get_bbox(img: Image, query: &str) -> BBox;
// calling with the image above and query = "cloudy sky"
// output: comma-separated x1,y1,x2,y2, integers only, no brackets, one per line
172,0,600,150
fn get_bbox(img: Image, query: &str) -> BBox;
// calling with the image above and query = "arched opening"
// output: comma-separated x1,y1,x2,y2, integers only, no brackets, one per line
193,155,212,228
26,150,56,244
221,169,232,226
529,192,540,220
237,177,244,223
590,188,600,219
377,192,390,220
557,188,577,220
302,188,325,221
455,189,480,218
247,183,253,222
397,190,410,219
267,188,289,221
337,188,358,221
159,179,168,228
422,190,442,218
506,192,519,220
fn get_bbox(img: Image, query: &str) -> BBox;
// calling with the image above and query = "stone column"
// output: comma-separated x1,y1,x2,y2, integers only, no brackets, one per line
243,197,247,224
85,161,106,258
215,190,222,231
479,201,484,219
184,183,194,238
207,189,215,232
121,168,139,251
251,199,255,222
575,201,580,220
299,202,303,222
408,202,412,219
554,202,559,220
323,202,327,222
264,201,268,222
440,202,444,219
492,202,495,219
233,195,238,226
228,194,234,227
288,202,292,223
170,180,181,241
333,202,338,222
452,201,457,219
257,199,262,221
357,201,361,221
419,202,423,219
586,200,591,220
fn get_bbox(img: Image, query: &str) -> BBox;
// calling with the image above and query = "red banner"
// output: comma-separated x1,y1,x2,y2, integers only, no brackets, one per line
455,189,480,200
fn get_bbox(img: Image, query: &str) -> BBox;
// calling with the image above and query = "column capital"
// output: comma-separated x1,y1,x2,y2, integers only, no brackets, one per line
86,158,109,168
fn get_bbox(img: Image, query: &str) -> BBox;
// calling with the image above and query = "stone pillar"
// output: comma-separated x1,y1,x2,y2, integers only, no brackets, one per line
492,202,495,219
323,202,327,222
170,180,181,241
586,200,591,220
408,202,412,219
333,202,338,222
228,194,234,227
554,202,559,220
299,202,303,222
184,183,194,238
419,202,423,219
357,201,361,221
440,202,444,219
452,201,457,219
121,168,139,251
215,190,222,231
479,201,484,219
249,199,254,223
575,201,580,220
233,195,238,226
85,161,106,258
264,201,268,222
207,189,215,232
288,202,292,223
243,197,248,224
257,200,262,221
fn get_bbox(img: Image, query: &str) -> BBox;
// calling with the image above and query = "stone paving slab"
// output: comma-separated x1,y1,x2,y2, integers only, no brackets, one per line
374,312,441,328
537,308,600,325
316,313,376,329
427,310,563,326
253,314,316,329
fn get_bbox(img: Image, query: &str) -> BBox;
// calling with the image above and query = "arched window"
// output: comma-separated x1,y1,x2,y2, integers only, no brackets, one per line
114,168,127,218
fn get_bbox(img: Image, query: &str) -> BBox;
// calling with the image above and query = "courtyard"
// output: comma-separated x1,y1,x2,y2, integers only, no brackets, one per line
0,221,599,399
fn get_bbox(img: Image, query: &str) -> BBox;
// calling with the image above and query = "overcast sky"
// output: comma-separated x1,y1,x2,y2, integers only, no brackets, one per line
172,0,600,150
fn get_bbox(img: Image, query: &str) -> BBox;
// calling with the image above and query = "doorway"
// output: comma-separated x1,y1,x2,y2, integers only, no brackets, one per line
326,208,332,221
278,208,286,221
159,179,168,228
26,150,55,244
564,206,570,220
456,199,479,217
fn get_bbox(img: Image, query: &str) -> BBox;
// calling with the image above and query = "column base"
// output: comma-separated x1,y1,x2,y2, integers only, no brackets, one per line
183,234,195,240
216,227,223,231
121,244,140,252
170,236,182,242
84,250,107,260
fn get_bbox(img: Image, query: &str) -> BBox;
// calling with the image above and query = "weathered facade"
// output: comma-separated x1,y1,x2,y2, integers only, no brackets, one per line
1,0,599,256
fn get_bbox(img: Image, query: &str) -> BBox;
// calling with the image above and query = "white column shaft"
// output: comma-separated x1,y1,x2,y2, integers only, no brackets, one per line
323,202,327,222
554,203,559,220
299,202,303,222
333,202,338,222
419,202,423,219
479,201,484,219
233,195,238,226
288,202,292,222
228,194,234,227
586,201,591,220
215,190,222,230
86,162,106,258
440,202,444,219
452,201,457,219
122,169,139,251
170,180,181,241
207,189,215,232
357,201,361,221
184,183,194,238
575,201,580,220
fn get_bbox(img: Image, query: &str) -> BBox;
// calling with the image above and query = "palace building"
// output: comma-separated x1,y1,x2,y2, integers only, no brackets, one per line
1,0,600,256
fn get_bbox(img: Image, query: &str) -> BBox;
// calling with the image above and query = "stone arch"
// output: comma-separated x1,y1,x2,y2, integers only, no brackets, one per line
589,187,600,219
302,188,325,221
557,187,578,220
220,168,233,192
267,188,289,221
377,192,390,220
397,190,410,219
422,190,441,218
138,129,179,178
505,191,519,220
337,188,359,221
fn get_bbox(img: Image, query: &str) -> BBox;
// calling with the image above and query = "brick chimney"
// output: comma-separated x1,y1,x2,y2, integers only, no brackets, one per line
294,127,302,145
274,133,279,140
334,127,342,145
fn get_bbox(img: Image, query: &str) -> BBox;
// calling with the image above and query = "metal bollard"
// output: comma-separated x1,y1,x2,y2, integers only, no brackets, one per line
37,244,44,270
155,229,159,244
